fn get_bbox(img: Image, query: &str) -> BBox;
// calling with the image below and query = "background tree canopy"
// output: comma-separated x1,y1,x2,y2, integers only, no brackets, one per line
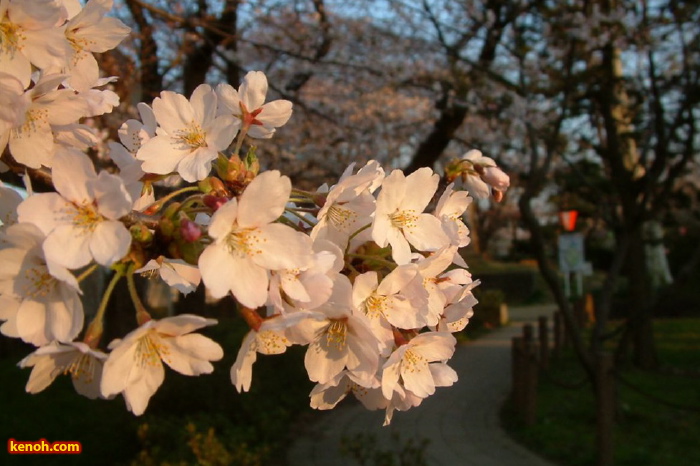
101,0,699,369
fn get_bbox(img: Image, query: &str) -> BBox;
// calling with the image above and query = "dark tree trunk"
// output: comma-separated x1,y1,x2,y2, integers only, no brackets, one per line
124,0,163,103
404,1,515,172
183,0,241,95
404,104,468,174
624,226,659,368
519,192,595,379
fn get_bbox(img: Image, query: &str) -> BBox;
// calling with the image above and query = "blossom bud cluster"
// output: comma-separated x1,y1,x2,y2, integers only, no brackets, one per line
0,0,509,424
445,149,511,202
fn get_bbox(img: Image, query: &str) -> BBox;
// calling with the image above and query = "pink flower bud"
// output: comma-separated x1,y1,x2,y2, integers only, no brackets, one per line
481,166,510,192
180,219,202,242
203,194,229,211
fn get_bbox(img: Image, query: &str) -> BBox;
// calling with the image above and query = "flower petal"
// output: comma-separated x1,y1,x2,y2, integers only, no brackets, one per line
123,360,164,416
255,224,313,270
138,136,187,175
92,171,132,220
237,170,290,227
52,148,96,203
239,71,268,110
160,333,223,376
43,224,93,269
230,332,257,393
198,243,238,299
89,220,132,266
259,100,293,127
155,314,217,336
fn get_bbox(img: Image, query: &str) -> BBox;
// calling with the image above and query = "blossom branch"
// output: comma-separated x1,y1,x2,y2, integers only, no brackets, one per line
83,269,125,349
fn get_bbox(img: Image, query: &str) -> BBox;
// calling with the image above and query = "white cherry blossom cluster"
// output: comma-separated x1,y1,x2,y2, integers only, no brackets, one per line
0,0,510,425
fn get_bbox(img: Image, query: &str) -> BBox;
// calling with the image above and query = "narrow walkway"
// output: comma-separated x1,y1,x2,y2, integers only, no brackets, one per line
287,305,559,466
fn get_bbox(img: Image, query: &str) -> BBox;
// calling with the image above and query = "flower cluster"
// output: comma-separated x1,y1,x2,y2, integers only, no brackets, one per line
0,0,509,424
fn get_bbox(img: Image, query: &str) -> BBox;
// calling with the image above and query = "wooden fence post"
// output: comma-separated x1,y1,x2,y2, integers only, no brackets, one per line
520,324,538,425
511,336,524,410
538,316,549,370
553,311,563,358
596,352,615,466
574,298,586,328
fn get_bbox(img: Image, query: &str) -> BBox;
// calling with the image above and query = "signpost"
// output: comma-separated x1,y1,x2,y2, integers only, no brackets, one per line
557,210,591,297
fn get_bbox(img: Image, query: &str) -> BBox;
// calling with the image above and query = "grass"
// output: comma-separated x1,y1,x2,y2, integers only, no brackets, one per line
0,316,315,466
0,355,139,465
503,318,700,466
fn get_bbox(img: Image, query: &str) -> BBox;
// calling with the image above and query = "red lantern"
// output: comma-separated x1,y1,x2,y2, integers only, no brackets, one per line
559,210,578,232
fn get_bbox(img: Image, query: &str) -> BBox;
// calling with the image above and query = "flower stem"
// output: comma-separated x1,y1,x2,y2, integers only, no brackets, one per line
83,269,124,348
239,306,263,331
347,223,371,244
142,186,201,214
291,188,315,198
392,327,413,346
231,125,249,157
76,264,99,283
126,265,151,325
178,193,205,211
284,207,317,227
345,223,372,255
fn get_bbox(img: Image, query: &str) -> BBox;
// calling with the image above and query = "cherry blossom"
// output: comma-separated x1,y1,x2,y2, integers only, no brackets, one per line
101,314,223,415
198,170,313,308
352,266,428,355
20,341,108,399
414,246,459,326
216,71,293,139
0,222,83,346
311,160,384,248
309,370,385,411
108,102,157,210
381,331,457,401
298,275,380,386
372,167,449,265
17,148,133,269
440,280,478,333
2,73,89,168
0,71,25,133
434,182,472,249
267,249,337,313
137,84,236,182
0,0,68,87
62,0,131,91
135,257,201,296
459,149,510,200
231,310,320,393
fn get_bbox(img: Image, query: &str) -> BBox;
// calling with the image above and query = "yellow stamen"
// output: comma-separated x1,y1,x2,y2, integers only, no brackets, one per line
363,293,387,319
136,332,170,366
140,269,159,279
0,20,25,54
389,209,418,230
402,348,426,373
58,203,103,235
65,352,97,384
326,204,356,229
174,122,207,149
12,108,49,138
23,266,57,298
257,330,289,354
225,228,264,257
326,319,348,350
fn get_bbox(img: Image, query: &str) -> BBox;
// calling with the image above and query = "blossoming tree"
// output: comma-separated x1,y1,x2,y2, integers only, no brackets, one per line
0,0,509,425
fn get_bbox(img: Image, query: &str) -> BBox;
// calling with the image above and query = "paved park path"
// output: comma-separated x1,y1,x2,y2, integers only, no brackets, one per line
287,305,559,466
